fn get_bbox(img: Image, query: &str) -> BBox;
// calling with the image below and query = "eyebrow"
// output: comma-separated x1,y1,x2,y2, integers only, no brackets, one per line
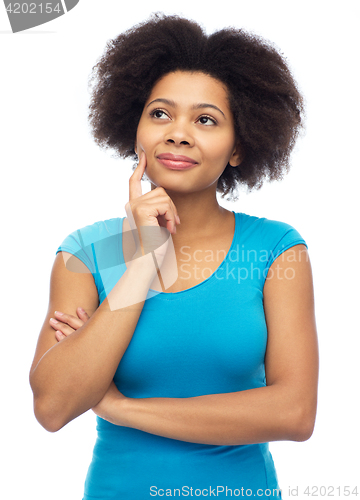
146,98,226,118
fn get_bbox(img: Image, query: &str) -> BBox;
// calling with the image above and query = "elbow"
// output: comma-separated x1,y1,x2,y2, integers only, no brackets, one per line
33,397,67,433
30,373,71,433
290,406,316,442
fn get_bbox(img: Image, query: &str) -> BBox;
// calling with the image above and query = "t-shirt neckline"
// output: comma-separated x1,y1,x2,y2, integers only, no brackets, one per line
122,211,238,298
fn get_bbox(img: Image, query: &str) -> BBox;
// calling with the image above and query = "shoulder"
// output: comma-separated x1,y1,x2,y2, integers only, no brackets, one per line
235,211,306,249
233,212,308,288
57,217,124,250
56,216,125,272
74,216,124,244
236,211,301,236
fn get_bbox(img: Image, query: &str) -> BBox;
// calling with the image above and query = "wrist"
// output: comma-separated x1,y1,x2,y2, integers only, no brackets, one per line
93,386,130,426
117,396,134,428
99,394,134,428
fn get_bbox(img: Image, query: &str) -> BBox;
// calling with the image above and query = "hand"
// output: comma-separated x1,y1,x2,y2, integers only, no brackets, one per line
49,307,90,342
125,151,181,267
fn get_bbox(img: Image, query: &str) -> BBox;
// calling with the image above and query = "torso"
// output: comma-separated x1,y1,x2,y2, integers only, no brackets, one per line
122,212,235,293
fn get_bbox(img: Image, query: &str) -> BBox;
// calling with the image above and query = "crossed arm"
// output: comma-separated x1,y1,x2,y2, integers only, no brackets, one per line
50,245,319,445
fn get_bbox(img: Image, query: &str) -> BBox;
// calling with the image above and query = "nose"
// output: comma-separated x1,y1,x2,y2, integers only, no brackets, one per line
164,121,194,147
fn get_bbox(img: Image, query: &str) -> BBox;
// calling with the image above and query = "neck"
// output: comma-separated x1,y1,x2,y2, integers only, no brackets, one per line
150,183,232,241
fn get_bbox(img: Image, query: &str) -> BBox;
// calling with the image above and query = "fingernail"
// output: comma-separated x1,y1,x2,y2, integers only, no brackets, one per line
78,307,85,313
176,215,181,224
54,311,63,316
50,318,58,324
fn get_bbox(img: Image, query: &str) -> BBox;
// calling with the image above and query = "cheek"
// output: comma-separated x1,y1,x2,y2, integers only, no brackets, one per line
135,125,155,156
206,135,236,165
135,126,144,152
135,116,150,150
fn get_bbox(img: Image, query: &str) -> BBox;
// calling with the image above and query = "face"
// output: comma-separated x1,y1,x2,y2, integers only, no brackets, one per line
135,71,243,194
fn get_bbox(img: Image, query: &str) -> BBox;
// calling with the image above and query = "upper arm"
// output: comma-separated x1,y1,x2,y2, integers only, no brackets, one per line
29,251,100,377
263,244,319,437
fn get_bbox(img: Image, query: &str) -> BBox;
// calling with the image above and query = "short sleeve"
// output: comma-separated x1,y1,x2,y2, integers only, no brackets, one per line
55,218,126,304
261,220,308,287
56,225,97,274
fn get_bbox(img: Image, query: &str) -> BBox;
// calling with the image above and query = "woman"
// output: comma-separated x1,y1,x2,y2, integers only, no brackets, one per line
29,14,319,499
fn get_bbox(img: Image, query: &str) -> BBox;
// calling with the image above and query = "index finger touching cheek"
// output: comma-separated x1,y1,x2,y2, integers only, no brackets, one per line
129,151,147,201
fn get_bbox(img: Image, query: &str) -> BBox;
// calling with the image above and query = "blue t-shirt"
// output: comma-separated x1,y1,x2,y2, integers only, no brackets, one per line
56,211,307,499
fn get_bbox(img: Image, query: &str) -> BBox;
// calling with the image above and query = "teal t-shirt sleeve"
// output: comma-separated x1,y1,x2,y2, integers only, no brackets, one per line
55,224,98,275
262,219,308,287
55,218,125,303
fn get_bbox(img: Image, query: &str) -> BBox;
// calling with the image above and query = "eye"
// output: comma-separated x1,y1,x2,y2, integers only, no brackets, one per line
197,115,217,126
150,109,170,120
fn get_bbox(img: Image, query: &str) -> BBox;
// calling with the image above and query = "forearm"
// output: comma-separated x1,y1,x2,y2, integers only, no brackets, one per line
30,253,157,431
99,384,308,445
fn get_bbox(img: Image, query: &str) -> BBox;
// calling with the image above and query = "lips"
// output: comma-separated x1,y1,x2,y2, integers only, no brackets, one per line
156,153,198,170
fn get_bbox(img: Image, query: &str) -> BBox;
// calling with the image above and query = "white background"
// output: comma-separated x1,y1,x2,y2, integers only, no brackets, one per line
1,1,359,498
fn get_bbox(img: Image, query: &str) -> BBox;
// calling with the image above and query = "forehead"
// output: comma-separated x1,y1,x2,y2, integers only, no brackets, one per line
145,71,231,111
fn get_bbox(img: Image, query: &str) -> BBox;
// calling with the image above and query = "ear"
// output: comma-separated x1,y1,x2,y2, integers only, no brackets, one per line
229,143,244,167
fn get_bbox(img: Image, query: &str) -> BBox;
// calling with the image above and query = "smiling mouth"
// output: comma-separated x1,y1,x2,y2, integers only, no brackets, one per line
156,153,198,170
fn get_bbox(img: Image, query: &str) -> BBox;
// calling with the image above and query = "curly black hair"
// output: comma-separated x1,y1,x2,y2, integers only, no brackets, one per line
88,13,305,201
